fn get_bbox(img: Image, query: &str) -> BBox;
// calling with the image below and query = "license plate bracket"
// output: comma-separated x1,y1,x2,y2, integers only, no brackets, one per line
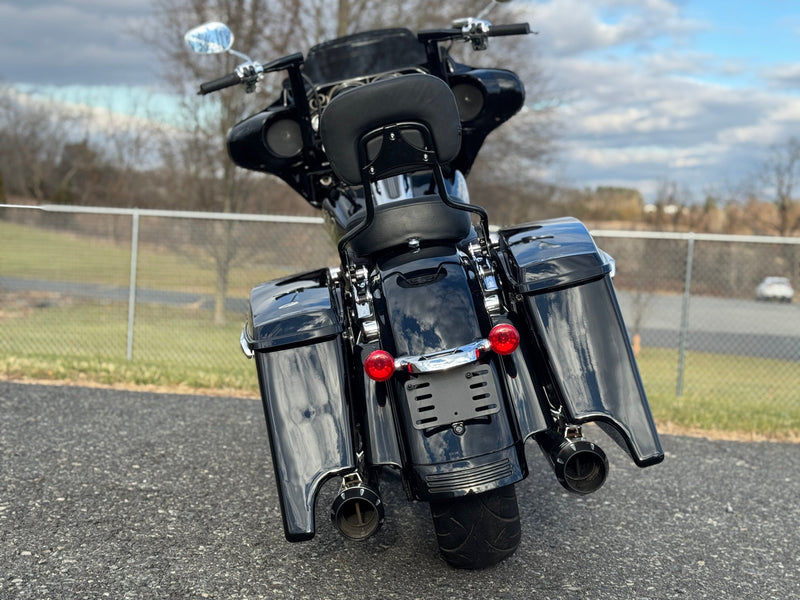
405,364,501,430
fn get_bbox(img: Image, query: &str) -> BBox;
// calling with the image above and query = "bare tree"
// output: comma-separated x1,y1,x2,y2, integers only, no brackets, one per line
756,137,800,286
143,0,304,325
760,137,800,238
0,86,76,201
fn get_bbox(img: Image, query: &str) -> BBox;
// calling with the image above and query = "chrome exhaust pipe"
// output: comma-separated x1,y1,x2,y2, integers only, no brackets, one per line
330,473,385,540
539,429,609,495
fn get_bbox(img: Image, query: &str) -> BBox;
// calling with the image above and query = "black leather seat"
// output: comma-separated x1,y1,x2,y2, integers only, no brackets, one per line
345,196,471,255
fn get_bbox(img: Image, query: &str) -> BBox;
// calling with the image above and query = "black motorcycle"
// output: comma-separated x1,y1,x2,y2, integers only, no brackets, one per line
185,6,663,570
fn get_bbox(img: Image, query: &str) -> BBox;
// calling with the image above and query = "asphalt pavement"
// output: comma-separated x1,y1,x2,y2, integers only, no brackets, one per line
1,381,798,599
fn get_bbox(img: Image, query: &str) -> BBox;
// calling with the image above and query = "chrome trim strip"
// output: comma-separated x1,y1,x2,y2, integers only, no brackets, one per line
394,339,491,374
240,327,254,359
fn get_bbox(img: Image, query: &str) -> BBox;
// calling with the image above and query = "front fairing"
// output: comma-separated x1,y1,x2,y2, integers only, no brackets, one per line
227,26,525,208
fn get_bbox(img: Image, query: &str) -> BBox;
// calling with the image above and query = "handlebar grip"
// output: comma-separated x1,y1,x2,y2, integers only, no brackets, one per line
488,23,531,37
198,71,241,95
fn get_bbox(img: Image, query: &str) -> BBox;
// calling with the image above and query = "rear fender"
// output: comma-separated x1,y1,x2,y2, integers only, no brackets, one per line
374,247,527,499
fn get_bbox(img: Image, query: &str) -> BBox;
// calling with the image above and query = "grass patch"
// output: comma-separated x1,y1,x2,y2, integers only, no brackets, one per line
0,220,291,297
0,300,257,395
1,354,257,395
637,347,800,441
0,220,133,287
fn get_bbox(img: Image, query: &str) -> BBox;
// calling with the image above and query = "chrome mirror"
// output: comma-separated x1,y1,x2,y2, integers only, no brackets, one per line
184,22,234,54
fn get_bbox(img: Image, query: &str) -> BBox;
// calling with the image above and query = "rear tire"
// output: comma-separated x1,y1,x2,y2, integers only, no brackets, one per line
430,485,521,569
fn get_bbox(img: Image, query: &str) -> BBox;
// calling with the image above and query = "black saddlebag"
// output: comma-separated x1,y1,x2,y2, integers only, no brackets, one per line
242,268,355,541
497,218,663,467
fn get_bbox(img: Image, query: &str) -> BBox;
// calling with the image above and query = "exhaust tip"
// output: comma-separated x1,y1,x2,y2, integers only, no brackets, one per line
553,439,608,495
331,485,385,541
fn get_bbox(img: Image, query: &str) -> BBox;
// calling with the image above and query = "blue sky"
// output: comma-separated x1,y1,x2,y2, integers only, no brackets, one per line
689,1,794,62
599,2,792,85
1,0,798,202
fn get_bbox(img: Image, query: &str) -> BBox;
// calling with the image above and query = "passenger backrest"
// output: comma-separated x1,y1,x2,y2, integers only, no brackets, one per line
319,73,462,186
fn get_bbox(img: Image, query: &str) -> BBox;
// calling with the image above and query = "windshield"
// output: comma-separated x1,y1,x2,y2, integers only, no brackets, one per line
303,28,427,84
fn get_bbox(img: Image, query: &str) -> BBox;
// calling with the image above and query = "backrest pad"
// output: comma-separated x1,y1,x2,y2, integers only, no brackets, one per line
319,73,462,185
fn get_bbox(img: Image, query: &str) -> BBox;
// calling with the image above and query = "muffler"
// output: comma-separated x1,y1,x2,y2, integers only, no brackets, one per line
538,428,609,495
330,473,385,540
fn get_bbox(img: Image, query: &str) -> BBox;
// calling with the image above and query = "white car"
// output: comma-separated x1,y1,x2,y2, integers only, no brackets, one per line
755,277,794,303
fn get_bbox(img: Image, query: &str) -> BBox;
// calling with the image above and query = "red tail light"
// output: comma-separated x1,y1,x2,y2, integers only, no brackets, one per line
488,324,520,355
364,350,396,381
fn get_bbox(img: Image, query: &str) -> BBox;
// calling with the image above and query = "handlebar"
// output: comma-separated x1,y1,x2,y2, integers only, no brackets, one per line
199,71,241,95
195,23,528,95
418,22,531,44
197,53,303,95
487,23,530,36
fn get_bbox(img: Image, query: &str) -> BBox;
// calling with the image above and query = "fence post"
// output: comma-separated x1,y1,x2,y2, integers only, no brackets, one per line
126,209,140,361
676,234,695,396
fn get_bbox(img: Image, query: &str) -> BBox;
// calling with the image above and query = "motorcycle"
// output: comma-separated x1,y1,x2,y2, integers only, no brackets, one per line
185,2,663,570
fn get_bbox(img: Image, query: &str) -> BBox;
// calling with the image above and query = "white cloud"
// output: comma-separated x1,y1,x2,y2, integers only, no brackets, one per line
643,51,714,77
717,97,800,148
772,99,800,123
529,0,703,56
764,63,800,90
514,0,800,200
5,85,174,137
0,1,157,86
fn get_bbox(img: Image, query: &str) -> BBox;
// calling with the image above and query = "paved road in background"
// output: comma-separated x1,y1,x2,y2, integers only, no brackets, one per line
616,292,800,360
2,381,798,599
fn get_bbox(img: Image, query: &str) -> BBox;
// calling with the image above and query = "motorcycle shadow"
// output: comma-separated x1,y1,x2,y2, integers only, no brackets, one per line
291,424,643,570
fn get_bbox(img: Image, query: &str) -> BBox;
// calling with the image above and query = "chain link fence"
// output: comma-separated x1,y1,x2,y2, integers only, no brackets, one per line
0,205,337,389
595,231,800,402
2,205,798,428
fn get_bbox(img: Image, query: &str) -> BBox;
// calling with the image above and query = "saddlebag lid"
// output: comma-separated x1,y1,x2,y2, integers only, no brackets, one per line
497,217,612,294
247,268,343,351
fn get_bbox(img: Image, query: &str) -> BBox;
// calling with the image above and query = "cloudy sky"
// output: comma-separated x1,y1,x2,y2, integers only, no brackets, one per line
1,0,798,201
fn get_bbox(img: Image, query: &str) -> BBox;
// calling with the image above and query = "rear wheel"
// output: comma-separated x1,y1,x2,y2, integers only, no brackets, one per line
429,485,521,569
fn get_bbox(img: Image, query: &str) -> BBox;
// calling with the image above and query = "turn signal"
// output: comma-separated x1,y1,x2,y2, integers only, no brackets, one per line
364,350,396,381
488,324,520,355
